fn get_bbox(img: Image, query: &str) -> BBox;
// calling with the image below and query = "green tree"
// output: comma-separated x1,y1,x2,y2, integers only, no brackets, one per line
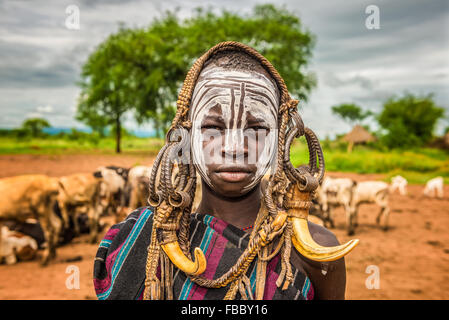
377,93,445,148
21,118,51,137
75,101,109,137
180,4,316,100
76,26,140,153
77,4,316,151
331,103,373,126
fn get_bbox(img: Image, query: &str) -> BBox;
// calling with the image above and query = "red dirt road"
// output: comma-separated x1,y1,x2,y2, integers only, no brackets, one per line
0,155,448,300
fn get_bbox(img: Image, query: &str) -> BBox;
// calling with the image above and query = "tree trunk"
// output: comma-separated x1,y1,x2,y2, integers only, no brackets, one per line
347,141,354,153
115,115,121,153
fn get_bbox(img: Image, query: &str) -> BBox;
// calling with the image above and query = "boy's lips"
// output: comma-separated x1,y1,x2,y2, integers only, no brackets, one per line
216,171,250,182
215,165,253,183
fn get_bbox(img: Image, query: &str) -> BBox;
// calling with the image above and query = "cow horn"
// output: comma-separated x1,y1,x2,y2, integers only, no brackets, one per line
287,183,359,262
160,241,207,276
291,217,359,261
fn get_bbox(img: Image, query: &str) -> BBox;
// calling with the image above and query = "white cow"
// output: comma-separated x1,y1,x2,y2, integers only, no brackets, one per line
349,181,390,235
1,226,38,265
390,175,408,195
127,165,152,210
315,176,357,231
423,176,444,198
94,166,129,218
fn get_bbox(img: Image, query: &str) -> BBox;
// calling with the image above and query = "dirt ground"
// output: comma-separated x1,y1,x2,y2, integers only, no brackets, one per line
0,154,448,300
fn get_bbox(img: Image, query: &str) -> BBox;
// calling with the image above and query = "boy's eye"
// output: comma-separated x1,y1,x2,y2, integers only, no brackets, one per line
201,125,223,131
246,126,269,132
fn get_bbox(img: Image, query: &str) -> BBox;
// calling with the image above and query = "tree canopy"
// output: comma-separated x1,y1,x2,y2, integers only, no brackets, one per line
377,93,445,148
21,118,51,137
76,4,316,152
331,103,373,126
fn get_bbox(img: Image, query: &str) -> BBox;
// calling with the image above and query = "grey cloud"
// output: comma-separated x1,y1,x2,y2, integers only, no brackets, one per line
305,0,449,70
0,60,78,88
76,0,142,9
0,39,89,88
36,105,53,113
323,72,375,90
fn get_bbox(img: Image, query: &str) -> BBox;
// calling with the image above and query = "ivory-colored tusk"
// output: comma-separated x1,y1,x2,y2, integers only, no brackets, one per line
161,241,207,276
291,217,359,262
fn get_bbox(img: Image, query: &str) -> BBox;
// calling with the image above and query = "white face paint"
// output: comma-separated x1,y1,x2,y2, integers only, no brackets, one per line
189,69,279,193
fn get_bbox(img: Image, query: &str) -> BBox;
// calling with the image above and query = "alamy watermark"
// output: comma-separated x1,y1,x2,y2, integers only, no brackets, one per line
65,265,80,290
365,5,380,30
365,265,380,289
65,5,80,30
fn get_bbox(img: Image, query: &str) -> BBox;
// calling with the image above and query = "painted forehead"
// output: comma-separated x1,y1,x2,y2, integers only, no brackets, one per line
189,69,280,126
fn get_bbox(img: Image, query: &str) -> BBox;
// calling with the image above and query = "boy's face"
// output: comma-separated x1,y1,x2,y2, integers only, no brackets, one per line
190,69,279,197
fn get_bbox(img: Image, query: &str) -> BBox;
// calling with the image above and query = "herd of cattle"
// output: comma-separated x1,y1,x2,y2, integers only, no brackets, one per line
311,175,444,235
0,165,445,266
0,165,158,266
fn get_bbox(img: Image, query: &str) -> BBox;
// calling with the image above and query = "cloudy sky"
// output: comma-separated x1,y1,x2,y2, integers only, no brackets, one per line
0,0,448,138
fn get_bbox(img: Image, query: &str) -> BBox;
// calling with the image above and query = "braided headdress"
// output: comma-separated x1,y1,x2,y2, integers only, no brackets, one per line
143,41,358,300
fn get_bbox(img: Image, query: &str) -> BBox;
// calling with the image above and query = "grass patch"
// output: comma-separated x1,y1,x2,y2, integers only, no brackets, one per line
290,138,449,184
0,136,164,156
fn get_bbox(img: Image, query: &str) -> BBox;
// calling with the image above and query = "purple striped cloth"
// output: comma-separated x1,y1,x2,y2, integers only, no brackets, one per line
93,207,314,300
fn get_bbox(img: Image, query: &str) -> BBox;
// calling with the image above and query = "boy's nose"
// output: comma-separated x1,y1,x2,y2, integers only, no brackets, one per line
222,129,247,159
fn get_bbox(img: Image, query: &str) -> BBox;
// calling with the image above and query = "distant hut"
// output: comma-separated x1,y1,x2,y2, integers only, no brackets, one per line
427,131,449,150
444,132,449,150
342,125,376,152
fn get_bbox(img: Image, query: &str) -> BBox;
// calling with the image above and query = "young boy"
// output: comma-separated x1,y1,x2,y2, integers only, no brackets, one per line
93,42,358,300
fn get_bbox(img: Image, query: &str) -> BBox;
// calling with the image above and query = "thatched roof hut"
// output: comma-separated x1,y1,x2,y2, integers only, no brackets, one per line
342,125,376,152
424,132,449,150
444,132,449,149
343,125,376,144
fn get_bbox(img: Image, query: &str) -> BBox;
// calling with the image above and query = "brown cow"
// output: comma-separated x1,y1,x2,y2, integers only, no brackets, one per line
57,173,103,243
0,175,61,265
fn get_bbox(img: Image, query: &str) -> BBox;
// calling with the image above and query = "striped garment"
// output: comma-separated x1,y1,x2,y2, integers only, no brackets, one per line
93,207,314,300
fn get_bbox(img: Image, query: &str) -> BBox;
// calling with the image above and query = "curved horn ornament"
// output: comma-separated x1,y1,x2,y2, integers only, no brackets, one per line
291,217,359,262
287,182,359,262
161,241,207,276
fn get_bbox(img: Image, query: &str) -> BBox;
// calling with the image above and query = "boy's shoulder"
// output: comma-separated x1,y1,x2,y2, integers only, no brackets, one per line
307,221,340,247
103,206,153,246
93,206,154,300
290,221,347,299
